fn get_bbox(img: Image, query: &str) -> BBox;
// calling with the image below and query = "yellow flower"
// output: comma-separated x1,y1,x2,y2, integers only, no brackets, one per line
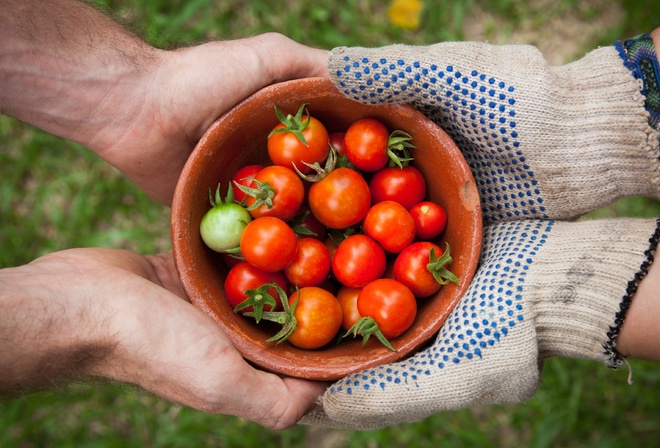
387,0,423,30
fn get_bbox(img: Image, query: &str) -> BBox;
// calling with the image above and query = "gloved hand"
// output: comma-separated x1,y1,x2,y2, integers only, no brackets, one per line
301,34,660,429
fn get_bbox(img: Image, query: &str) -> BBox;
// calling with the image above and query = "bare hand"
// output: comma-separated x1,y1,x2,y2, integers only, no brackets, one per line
0,248,327,429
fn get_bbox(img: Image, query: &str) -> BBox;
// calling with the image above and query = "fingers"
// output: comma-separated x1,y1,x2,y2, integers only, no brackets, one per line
218,369,328,430
91,261,324,429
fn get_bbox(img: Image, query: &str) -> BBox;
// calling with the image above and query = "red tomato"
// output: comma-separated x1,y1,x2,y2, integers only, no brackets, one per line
267,107,329,174
328,132,346,156
224,261,287,312
393,241,448,298
284,238,331,288
244,165,304,222
231,164,263,204
363,200,416,253
308,167,371,229
357,278,417,339
289,205,327,241
410,201,447,240
240,216,298,272
287,287,342,349
369,165,426,210
336,286,362,332
332,234,386,288
344,118,390,172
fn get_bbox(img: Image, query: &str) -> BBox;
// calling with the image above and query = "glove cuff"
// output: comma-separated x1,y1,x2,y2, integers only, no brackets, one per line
616,33,660,133
528,218,660,365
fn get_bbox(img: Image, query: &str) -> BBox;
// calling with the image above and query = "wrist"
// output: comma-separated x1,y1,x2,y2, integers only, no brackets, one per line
0,257,115,393
527,219,660,365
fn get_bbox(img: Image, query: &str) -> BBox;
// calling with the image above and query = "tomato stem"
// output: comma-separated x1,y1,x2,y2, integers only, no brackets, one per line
234,178,276,211
233,283,279,323
386,130,416,168
244,283,300,345
209,183,236,207
343,316,397,352
268,103,311,147
292,146,337,182
428,243,460,286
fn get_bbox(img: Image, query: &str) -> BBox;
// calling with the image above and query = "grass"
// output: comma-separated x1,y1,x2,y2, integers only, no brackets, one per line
2,0,660,446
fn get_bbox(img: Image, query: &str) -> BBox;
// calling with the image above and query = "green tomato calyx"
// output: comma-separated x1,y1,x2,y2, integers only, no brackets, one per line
245,283,299,345
268,103,311,147
209,182,236,208
387,130,416,168
233,283,279,323
234,178,276,211
343,316,396,352
427,243,460,286
291,145,337,182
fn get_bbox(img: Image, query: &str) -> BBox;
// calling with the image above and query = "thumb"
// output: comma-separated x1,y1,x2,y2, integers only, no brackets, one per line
244,32,330,82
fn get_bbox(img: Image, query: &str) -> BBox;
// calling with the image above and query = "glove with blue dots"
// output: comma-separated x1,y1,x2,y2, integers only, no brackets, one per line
302,217,660,429
300,38,660,429
329,39,660,223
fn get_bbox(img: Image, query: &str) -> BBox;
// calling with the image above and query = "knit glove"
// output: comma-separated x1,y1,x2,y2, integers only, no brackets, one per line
330,35,660,223
301,35,660,430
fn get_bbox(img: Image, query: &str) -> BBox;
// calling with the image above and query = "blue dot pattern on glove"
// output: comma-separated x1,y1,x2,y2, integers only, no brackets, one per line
328,219,554,395
334,55,548,223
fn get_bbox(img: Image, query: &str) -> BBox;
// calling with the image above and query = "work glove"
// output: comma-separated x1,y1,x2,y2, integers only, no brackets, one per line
301,34,660,430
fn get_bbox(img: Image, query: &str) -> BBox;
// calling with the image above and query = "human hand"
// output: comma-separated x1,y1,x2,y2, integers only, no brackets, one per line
1,0,329,205
0,248,326,429
300,35,660,429
89,34,329,205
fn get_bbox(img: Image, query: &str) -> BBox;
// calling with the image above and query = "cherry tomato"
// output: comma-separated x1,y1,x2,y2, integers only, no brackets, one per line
343,118,390,172
332,234,386,288
336,286,362,332
200,184,252,253
287,287,342,349
267,105,329,174
369,165,426,210
243,165,304,222
308,167,371,229
224,261,287,312
231,164,263,204
357,278,416,339
284,238,331,287
288,205,327,241
393,241,453,298
363,200,416,253
240,216,298,272
410,201,447,240
328,132,346,157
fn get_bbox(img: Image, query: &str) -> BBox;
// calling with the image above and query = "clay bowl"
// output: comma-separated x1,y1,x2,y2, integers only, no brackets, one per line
171,77,482,381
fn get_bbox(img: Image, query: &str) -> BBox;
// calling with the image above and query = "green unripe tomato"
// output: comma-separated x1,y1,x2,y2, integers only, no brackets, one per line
200,184,252,253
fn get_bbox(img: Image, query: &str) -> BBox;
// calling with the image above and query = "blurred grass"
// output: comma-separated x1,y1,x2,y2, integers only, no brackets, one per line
2,0,660,446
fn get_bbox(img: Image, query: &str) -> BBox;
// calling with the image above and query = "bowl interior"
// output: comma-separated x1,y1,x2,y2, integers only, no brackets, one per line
171,77,482,380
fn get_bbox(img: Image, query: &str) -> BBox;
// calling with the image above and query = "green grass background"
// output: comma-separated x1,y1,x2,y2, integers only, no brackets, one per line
2,0,660,446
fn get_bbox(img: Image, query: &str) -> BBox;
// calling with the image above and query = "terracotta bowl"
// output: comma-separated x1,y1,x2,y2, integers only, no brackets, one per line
171,77,482,381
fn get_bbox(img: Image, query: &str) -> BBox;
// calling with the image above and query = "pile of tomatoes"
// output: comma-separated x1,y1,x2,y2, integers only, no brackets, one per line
200,103,458,351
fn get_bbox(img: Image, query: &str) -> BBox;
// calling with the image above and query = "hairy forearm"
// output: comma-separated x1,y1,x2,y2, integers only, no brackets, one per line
0,0,160,151
0,262,113,393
